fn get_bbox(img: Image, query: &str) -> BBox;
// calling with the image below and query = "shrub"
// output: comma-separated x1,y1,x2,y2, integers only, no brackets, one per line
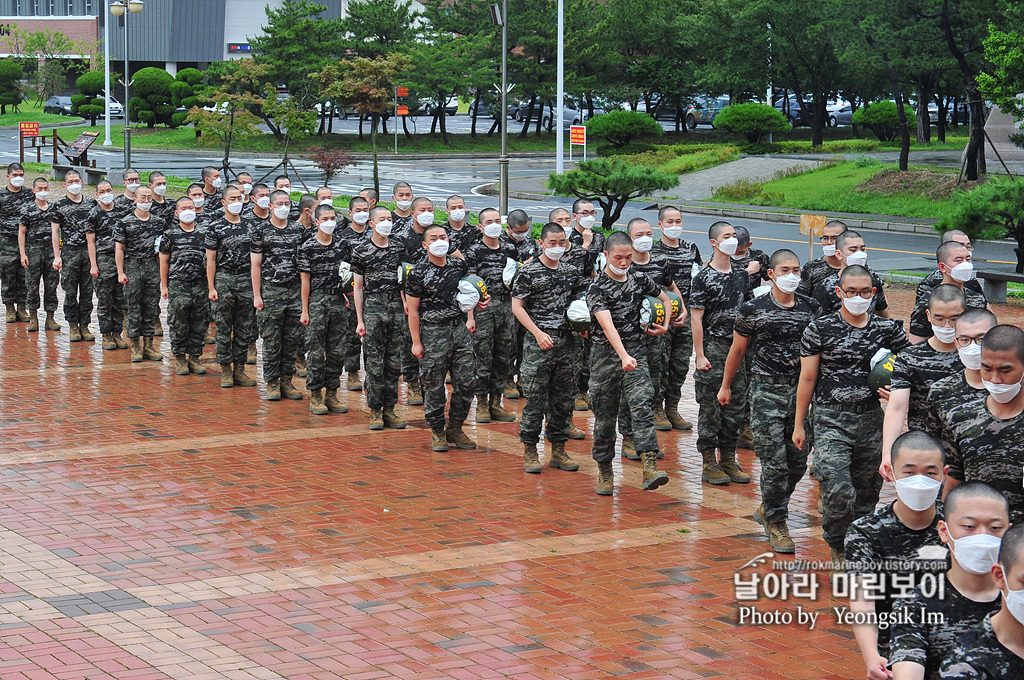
712,103,791,143
0,59,23,114
548,157,676,230
852,101,914,142
741,142,784,155
938,178,1024,273
585,110,663,149
596,141,657,156
130,67,175,127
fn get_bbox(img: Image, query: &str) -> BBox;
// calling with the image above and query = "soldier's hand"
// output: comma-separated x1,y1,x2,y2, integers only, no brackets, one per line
20,255,28,268
356,321,365,336
253,295,264,311
118,272,128,285
792,426,806,450
877,386,891,401
717,387,731,406
466,318,476,333
621,355,637,371
647,321,669,336
582,228,593,248
300,311,310,326
879,456,893,483
476,294,490,311
90,265,99,278
746,260,760,275
209,288,219,302
695,355,711,371
535,331,553,350
53,257,61,271
160,286,169,301
865,654,892,680
412,341,424,359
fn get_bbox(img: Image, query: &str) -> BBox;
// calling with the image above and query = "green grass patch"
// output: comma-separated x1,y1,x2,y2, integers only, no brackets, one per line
0,100,75,126
617,143,741,175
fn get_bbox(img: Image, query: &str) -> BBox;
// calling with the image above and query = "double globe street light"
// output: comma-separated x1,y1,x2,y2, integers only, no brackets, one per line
110,0,144,170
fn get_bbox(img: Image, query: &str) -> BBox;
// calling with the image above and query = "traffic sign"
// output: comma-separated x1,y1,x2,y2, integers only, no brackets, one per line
397,105,409,116
20,122,38,137
396,87,409,97
569,125,586,145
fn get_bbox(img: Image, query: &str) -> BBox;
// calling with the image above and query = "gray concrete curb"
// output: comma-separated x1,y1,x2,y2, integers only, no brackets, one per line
0,117,87,130
62,144,553,161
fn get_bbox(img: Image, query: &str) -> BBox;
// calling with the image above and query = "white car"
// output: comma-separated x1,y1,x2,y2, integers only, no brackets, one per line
102,96,123,118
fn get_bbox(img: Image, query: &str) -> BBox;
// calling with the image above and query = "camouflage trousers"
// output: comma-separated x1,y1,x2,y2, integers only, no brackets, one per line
472,295,515,396
363,293,404,410
693,337,747,453
419,319,475,429
124,257,160,339
401,310,420,384
576,335,593,395
750,380,808,524
519,331,576,445
509,321,527,381
167,278,209,357
95,253,124,334
257,281,301,382
589,340,657,464
340,294,362,374
212,271,254,366
0,237,27,305
662,317,693,403
618,332,668,436
305,290,347,391
60,247,94,326
25,243,59,313
813,404,884,551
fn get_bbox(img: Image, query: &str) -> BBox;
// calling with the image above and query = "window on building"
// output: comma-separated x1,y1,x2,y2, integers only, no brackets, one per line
68,0,75,16
86,0,93,15
49,0,56,16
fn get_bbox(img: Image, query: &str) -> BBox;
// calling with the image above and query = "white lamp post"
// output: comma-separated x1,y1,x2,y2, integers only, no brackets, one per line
110,0,144,169
103,0,111,145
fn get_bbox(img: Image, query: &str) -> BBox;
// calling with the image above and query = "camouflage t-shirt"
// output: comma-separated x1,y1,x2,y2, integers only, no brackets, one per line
947,399,1024,522
734,292,820,379
336,224,370,256
112,194,137,218
909,279,989,339
205,215,257,274
159,223,207,282
396,222,427,264
630,250,675,289
567,225,605,258
350,236,405,296
445,221,479,254
652,239,702,301
19,202,57,245
797,256,840,297
561,243,592,279
502,231,540,263
889,580,1001,680
586,269,661,345
148,199,175,231
464,238,518,298
114,214,163,260
938,613,1024,679
512,258,585,333
406,256,468,324
890,341,964,431
296,235,346,294
800,312,910,406
0,186,34,240
689,262,751,340
732,247,770,293
390,212,414,234
813,268,889,315
925,373,988,460
250,220,306,286
845,501,948,652
52,196,95,249
85,204,120,256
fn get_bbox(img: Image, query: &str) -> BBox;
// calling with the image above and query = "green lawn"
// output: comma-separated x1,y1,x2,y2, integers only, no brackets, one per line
0,100,77,127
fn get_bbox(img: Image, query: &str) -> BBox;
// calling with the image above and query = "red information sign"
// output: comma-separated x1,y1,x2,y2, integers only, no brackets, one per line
396,105,409,116
569,125,586,145
20,122,39,137
396,87,409,97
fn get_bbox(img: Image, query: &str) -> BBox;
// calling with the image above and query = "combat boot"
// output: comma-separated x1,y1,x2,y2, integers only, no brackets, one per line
567,420,585,440
295,354,307,378
382,407,407,428
701,450,730,485
280,377,303,400
309,389,328,415
26,311,38,332
640,450,669,490
653,404,672,431
153,319,163,336
574,392,590,411
431,427,448,451
115,333,128,349
68,322,81,342
445,421,477,450
347,371,362,391
753,504,795,554
129,337,143,362
515,379,524,398
620,435,640,460
4,303,15,323
665,398,692,430
265,378,281,401
503,378,520,399
174,355,189,375
187,355,207,374
233,363,256,387
475,395,491,423
522,443,542,473
596,462,614,496
549,441,579,471
220,364,234,388
204,325,215,344
143,337,162,361
407,381,424,406
489,394,516,422
368,407,384,430
80,325,95,341
15,303,29,322
246,341,257,364
325,389,349,413
737,423,754,449
101,333,117,350
44,312,60,331
719,448,751,483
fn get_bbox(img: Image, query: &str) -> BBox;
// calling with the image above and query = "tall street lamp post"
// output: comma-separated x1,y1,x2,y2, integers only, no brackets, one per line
110,0,144,170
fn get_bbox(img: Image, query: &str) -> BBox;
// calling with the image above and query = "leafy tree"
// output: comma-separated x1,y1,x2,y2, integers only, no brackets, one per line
207,58,290,141
978,4,1024,146
74,70,106,124
584,110,663,149
712,103,791,143
129,67,175,127
938,179,1024,272
185,97,263,177
0,59,23,115
852,100,915,141
340,0,418,59
169,68,210,127
303,147,356,185
508,0,558,137
547,158,677,230
7,25,93,102
688,0,769,104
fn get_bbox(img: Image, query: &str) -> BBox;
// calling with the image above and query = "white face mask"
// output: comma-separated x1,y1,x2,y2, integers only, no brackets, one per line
544,246,565,261
661,226,683,240
320,198,333,206
125,182,141,193
9,176,25,188
242,183,253,195
192,196,206,209
577,215,596,230
395,199,413,211
66,183,82,195
226,202,244,215
984,379,1022,404
255,196,271,210
932,325,957,344
448,208,466,222
958,343,983,371
318,220,336,235
136,201,152,213
273,205,291,220
842,295,872,316
822,244,837,257
483,224,503,239
416,212,435,227
98,192,114,205
152,184,167,196
774,273,801,294
1000,570,1024,625
178,209,196,224
428,239,450,257
893,474,942,512
608,263,629,276
846,250,868,267
352,211,370,225
374,220,393,237
950,534,1002,575
717,237,738,256
950,261,975,283
34,190,49,201
633,236,654,253
509,229,528,242
210,178,222,189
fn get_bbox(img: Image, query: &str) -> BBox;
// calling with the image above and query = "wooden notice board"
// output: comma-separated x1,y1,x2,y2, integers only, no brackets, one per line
62,131,100,161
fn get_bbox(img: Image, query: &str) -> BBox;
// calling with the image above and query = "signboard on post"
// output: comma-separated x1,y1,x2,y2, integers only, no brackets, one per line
396,105,409,116
799,214,826,263
20,122,38,137
569,125,586,163
62,132,100,161
396,87,409,97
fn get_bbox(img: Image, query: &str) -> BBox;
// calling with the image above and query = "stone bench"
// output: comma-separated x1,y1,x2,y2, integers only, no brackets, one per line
51,164,107,185
977,270,1024,303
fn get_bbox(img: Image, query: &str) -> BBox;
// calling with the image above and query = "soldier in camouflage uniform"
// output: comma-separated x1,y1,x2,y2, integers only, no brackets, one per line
797,220,846,296
795,265,910,560
587,231,672,495
444,195,478,255
114,186,164,362
337,196,371,391
244,183,272,364
86,181,127,350
512,222,587,473
0,163,32,323
717,249,819,553
351,206,408,430
298,204,357,417
291,193,319,378
159,197,210,375
390,181,415,232
812,230,892,317
568,199,605,410
251,189,307,401
504,209,542,401
889,482,1008,680
53,170,96,341
406,224,482,452
397,194,432,406
908,240,990,343
465,207,519,424
690,221,752,485
205,186,257,388
731,226,770,294
18,178,61,332
147,171,175,230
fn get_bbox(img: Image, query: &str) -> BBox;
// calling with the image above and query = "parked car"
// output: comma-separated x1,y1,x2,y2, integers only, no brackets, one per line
44,95,74,115
775,95,814,126
651,100,688,121
314,100,351,119
514,100,603,129
827,100,853,127
103,96,124,118
685,95,730,129
421,95,458,116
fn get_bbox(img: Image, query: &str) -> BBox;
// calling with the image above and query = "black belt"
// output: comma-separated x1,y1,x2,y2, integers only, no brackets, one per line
424,317,463,327
365,290,402,299
218,268,249,276
538,328,570,337
817,400,880,414
490,292,511,301
753,375,799,386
